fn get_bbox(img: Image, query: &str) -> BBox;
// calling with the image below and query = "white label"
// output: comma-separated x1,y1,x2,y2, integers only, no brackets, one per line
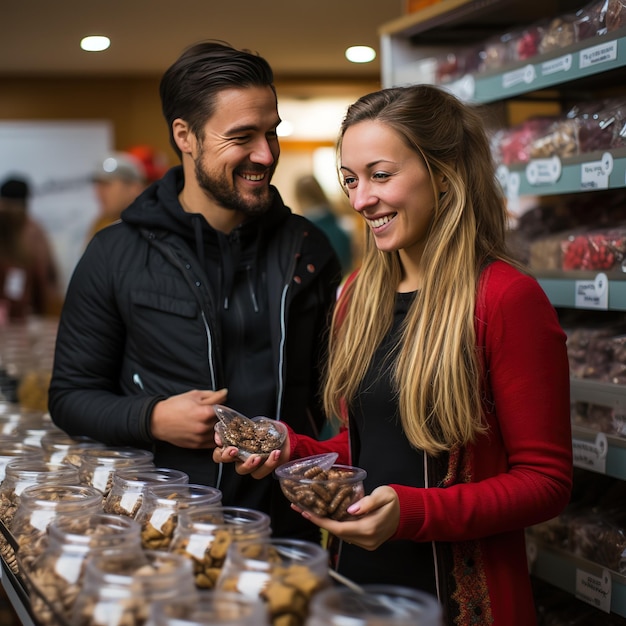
575,567,612,613
580,152,613,190
541,54,573,76
54,553,84,584
526,157,562,185
572,431,608,472
148,508,173,532
120,491,140,514
579,40,617,69
502,64,536,88
575,273,609,310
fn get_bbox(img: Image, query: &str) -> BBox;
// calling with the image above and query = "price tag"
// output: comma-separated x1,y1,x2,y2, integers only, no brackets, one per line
579,40,617,69
572,431,608,473
541,54,573,76
502,64,536,89
526,157,562,185
580,152,613,190
575,273,609,310
575,567,612,613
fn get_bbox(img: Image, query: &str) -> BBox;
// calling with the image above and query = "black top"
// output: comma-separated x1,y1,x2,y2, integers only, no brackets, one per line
337,291,436,593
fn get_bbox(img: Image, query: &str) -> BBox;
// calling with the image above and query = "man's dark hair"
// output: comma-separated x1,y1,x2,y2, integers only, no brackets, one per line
160,40,276,158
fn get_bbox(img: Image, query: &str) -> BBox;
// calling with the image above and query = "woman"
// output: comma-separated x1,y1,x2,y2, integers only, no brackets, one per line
214,84,573,625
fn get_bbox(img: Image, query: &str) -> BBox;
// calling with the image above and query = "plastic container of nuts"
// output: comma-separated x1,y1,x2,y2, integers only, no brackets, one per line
274,453,367,521
103,466,189,519
213,405,287,461
216,537,330,626
135,483,223,551
169,505,271,590
22,513,143,626
146,591,270,626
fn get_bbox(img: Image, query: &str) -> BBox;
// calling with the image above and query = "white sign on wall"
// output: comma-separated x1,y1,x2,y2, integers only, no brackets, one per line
0,120,112,293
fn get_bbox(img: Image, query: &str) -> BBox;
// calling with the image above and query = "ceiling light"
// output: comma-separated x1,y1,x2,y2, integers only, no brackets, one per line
345,46,376,64
80,36,111,52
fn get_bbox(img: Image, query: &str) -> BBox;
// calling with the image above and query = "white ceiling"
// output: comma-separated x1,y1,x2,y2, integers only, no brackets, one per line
0,0,404,79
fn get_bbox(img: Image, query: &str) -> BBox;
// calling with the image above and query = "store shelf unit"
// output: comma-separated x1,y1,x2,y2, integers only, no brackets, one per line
380,0,626,620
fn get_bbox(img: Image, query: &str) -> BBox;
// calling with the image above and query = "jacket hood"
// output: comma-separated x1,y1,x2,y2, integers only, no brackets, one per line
121,165,292,243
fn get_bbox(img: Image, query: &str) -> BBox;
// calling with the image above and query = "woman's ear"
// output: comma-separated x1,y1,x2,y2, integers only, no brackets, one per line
436,172,449,195
172,119,195,156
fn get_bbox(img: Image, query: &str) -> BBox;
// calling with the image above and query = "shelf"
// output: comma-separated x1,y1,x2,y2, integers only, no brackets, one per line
527,540,626,617
448,29,626,103
381,0,626,99
499,148,626,199
569,380,626,480
537,272,626,311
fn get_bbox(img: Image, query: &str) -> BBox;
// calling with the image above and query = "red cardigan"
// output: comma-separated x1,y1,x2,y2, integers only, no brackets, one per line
288,261,573,625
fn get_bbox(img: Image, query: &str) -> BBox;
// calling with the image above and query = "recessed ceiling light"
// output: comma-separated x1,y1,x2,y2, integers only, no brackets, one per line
345,46,376,64
80,36,111,52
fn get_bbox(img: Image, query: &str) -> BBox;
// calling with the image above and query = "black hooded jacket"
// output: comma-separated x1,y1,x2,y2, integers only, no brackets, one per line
49,166,342,538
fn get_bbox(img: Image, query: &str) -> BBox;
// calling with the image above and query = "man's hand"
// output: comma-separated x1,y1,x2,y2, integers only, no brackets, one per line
150,388,228,448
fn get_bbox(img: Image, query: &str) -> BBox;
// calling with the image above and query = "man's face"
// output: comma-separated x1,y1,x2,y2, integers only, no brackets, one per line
193,86,281,216
94,178,145,219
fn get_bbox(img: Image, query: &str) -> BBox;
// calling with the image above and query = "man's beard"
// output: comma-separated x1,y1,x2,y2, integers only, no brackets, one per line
194,155,276,217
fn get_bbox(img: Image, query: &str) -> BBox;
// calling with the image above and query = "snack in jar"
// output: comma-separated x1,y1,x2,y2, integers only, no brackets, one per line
9,483,103,575
103,466,189,518
70,549,197,626
169,505,271,590
146,591,269,626
77,446,154,499
22,512,143,626
0,458,79,573
216,537,330,626
274,453,367,521
307,584,443,626
135,483,222,551
40,429,106,467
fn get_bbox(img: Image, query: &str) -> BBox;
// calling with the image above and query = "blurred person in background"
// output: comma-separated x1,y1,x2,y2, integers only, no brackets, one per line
295,173,354,276
0,176,62,321
86,151,149,242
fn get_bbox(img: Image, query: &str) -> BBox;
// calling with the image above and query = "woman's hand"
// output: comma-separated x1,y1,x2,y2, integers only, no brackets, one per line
212,432,291,479
294,485,401,550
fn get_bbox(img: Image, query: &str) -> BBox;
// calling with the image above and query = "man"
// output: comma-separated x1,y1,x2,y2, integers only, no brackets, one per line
86,151,148,242
48,41,342,540
0,176,62,319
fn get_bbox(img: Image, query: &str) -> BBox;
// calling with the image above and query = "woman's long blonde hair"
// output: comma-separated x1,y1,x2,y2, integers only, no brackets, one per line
323,85,522,456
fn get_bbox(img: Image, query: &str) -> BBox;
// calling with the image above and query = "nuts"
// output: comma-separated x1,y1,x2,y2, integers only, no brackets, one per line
275,456,366,522
215,414,287,461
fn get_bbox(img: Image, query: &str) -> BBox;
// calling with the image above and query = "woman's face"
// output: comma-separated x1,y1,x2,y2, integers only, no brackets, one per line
340,120,444,264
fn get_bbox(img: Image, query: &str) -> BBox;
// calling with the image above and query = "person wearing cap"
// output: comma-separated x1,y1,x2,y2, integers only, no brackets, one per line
0,175,62,320
85,151,148,242
48,41,341,542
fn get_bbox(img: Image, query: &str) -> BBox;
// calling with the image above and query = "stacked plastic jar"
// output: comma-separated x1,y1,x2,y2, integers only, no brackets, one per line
10,483,103,574
169,506,271,590
0,437,44,482
135,483,222,551
70,549,197,626
40,429,106,468
216,537,330,626
103,467,189,519
77,447,154,500
0,458,80,573
25,512,143,626
146,591,269,626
